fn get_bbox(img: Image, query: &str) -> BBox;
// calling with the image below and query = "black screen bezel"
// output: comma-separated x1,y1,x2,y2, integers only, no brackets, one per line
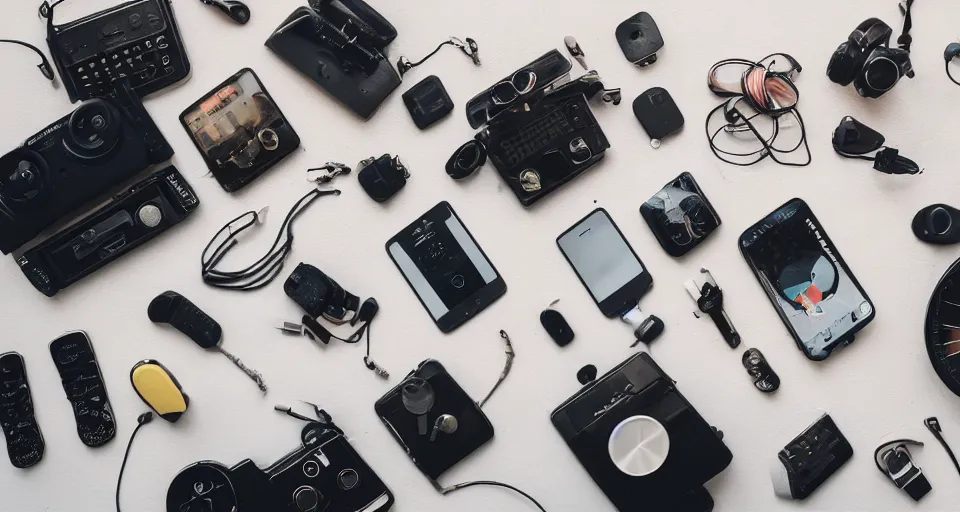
385,201,507,333
556,208,653,318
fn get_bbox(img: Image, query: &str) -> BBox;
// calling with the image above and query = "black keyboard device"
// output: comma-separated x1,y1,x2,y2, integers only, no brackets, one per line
41,0,191,102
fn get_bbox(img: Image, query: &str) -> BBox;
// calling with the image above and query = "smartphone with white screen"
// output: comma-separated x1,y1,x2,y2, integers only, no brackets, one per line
557,209,653,317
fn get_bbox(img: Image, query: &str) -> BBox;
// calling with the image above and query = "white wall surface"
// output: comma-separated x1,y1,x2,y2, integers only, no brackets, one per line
1,0,960,510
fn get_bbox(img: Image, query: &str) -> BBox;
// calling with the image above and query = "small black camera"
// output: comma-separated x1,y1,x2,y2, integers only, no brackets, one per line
166,417,394,512
0,82,173,254
284,263,361,323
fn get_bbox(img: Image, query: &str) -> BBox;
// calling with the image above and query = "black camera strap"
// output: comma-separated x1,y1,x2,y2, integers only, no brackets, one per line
201,188,341,291
0,39,55,82
897,0,915,52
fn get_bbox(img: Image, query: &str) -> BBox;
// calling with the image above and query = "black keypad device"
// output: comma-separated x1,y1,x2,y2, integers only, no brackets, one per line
43,0,191,102
0,352,45,468
49,332,117,447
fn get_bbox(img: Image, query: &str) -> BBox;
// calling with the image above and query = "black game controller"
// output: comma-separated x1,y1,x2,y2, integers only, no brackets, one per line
0,82,173,254
166,416,394,512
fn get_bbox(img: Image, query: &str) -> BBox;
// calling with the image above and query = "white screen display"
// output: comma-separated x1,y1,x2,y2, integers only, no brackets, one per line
558,210,644,303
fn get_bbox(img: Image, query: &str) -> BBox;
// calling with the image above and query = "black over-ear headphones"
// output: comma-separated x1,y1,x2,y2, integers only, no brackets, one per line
827,17,914,98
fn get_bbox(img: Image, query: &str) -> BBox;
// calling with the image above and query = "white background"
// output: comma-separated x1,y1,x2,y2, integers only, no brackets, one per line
2,0,960,511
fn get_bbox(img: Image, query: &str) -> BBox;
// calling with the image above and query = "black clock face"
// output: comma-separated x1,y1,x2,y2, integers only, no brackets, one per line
925,259,960,396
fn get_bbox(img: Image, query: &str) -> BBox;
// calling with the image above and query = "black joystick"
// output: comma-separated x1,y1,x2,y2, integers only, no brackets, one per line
913,204,960,245
200,0,250,25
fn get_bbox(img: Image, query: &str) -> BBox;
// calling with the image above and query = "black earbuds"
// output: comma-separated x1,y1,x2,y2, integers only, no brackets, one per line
200,0,250,25
945,43,960,61
945,43,960,86
137,412,154,425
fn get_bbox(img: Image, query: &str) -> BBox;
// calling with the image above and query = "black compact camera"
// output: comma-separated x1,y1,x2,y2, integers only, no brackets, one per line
284,263,361,324
266,0,401,119
449,53,619,207
0,82,174,254
166,416,394,512
827,18,914,98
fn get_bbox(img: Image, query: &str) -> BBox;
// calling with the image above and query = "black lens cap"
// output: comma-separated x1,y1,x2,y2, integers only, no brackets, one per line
913,204,960,245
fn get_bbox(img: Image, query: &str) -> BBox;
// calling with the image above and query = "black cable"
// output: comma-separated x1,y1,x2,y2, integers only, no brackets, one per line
898,0,915,52
441,481,546,512
925,417,960,478
947,60,960,87
0,39,55,81
705,99,810,167
116,413,153,512
201,189,340,290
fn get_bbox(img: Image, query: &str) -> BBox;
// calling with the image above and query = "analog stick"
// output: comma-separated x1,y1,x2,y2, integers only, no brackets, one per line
0,150,49,210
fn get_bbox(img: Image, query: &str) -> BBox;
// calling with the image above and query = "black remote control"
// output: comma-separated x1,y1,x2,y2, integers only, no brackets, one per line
148,291,222,348
49,332,117,447
0,352,45,468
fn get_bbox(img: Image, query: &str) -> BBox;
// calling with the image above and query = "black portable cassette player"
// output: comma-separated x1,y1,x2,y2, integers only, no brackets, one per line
18,167,198,297
552,353,733,511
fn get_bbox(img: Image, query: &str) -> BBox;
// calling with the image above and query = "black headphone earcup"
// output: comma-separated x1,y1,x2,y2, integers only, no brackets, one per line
827,42,862,86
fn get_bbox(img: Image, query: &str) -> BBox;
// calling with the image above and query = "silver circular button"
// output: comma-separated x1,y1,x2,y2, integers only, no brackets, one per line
137,204,162,228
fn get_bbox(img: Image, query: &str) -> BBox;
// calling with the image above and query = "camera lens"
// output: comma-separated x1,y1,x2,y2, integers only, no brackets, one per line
66,99,120,159
0,150,49,210
864,57,900,92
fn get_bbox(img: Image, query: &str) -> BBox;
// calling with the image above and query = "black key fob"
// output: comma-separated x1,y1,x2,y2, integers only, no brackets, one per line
49,332,117,447
633,87,684,148
0,352,44,468
913,204,960,245
148,291,222,349
402,75,454,130
540,309,574,346
742,348,780,392
357,154,410,203
616,12,664,66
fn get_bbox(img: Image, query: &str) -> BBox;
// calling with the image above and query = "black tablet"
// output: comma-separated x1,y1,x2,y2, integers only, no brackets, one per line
386,202,506,332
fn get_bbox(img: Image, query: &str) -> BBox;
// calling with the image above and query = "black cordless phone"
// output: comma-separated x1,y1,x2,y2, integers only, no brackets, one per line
49,332,117,447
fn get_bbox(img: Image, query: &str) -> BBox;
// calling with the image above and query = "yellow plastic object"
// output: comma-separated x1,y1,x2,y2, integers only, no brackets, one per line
130,360,189,422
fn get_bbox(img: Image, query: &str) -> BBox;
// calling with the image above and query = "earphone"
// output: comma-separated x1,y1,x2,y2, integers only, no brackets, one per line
945,42,960,86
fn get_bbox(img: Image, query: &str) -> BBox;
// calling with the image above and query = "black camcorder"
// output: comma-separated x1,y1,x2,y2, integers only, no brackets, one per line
0,82,174,254
166,413,394,512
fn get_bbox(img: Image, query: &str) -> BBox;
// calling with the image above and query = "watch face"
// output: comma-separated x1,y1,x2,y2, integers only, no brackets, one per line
926,258,960,396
